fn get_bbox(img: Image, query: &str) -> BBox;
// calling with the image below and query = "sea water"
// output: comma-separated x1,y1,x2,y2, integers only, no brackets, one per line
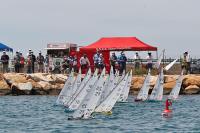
0,95,200,133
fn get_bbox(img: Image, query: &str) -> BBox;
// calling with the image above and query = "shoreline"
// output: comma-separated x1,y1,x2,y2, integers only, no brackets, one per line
0,73,200,96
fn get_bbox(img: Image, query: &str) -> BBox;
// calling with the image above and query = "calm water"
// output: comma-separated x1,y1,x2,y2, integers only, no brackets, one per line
0,95,200,133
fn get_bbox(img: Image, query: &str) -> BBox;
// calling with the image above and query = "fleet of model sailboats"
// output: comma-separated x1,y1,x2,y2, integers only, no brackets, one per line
56,57,183,120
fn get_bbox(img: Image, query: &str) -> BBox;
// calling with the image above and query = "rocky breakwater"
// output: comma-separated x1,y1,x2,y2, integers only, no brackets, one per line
130,74,200,95
1,73,200,96
0,73,66,95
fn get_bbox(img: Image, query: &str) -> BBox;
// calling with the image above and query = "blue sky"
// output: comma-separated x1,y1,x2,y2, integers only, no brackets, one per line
0,0,200,58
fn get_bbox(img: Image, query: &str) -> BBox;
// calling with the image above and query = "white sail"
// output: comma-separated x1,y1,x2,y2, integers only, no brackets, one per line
68,69,99,111
56,71,75,105
168,71,183,100
95,72,129,113
97,66,116,105
155,49,165,69
135,70,151,101
63,69,82,106
149,68,164,101
72,68,106,119
164,59,178,71
118,70,133,102
67,69,91,107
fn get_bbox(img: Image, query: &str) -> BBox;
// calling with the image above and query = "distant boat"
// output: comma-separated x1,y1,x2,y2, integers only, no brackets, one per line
95,72,129,113
168,71,184,100
118,70,133,102
135,70,151,102
71,68,106,119
56,71,75,105
149,68,164,101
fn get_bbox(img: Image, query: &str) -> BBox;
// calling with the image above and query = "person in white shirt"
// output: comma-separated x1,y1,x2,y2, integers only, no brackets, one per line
134,52,141,70
146,52,153,70
80,54,90,72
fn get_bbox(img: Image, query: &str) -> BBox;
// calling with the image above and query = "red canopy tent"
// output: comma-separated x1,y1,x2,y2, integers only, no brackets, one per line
78,37,157,73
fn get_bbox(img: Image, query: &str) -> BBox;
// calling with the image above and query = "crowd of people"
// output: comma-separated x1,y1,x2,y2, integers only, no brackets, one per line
0,50,49,73
0,49,192,75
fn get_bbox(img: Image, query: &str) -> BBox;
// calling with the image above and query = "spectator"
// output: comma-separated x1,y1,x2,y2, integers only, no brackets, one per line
134,52,141,70
93,50,100,70
30,51,36,73
146,52,153,71
98,53,105,72
118,52,127,75
14,51,21,73
72,55,78,73
37,51,45,73
80,54,90,73
1,51,9,73
61,56,69,74
19,53,25,73
68,56,74,72
181,52,190,74
44,54,49,73
27,53,32,73
110,52,117,74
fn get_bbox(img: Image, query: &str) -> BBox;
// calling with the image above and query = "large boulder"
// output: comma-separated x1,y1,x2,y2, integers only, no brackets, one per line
48,83,64,95
11,82,33,95
28,73,55,83
51,74,67,84
164,75,178,83
184,85,200,95
0,74,11,95
163,81,176,94
38,81,52,90
4,73,28,84
182,75,200,88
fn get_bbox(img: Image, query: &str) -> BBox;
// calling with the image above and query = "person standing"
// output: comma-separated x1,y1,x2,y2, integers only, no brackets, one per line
110,52,117,74
181,52,190,74
19,53,25,73
14,51,21,73
31,51,36,73
93,50,100,70
146,52,153,71
98,53,105,72
134,52,141,70
80,54,90,73
44,54,49,73
118,52,127,75
72,55,78,73
37,51,45,73
1,51,9,73
27,53,32,73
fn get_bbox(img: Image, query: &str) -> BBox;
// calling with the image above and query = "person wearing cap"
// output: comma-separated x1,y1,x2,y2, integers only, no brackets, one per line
98,53,105,72
1,51,10,73
181,52,191,74
118,51,127,75
14,51,21,73
110,52,117,74
80,54,90,73
37,51,45,73
93,50,100,70
19,53,25,73
134,52,141,70
26,52,32,73
31,51,36,73
146,52,153,71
